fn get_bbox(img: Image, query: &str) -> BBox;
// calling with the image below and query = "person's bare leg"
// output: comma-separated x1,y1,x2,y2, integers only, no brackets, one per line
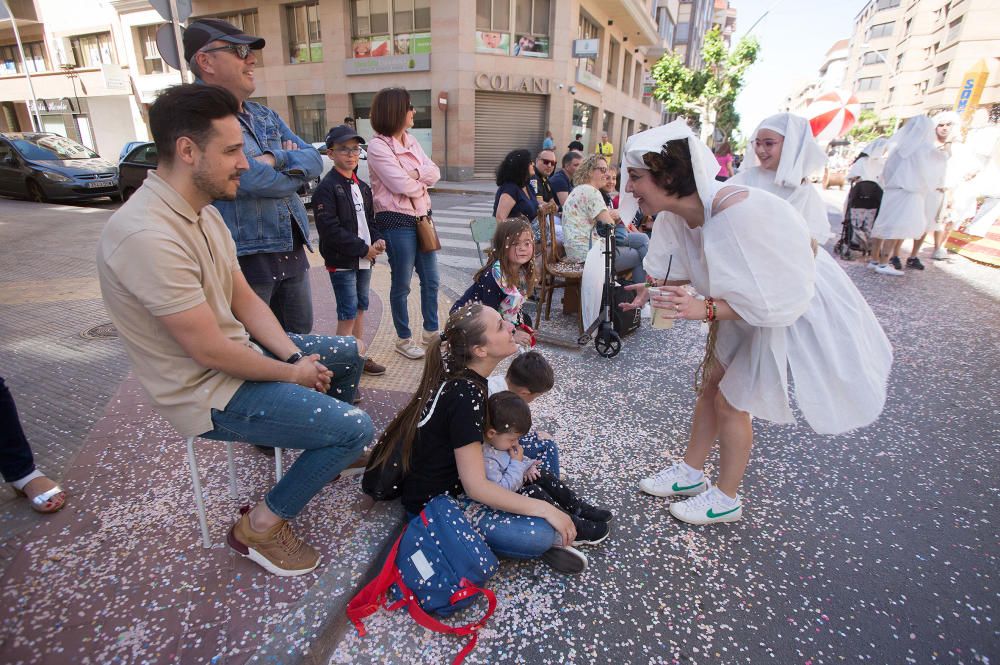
352,311,366,340
870,237,883,263
889,239,904,261
248,502,282,531
714,392,754,498
336,318,356,337
683,362,724,471
909,233,926,259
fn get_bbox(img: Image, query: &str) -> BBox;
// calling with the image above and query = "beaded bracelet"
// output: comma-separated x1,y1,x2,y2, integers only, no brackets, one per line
704,297,717,322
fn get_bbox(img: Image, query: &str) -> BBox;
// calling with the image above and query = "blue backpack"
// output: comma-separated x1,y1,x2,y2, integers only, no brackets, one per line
347,495,500,664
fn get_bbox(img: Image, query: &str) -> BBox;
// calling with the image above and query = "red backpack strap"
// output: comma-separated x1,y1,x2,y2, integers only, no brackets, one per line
394,577,497,665
345,529,406,637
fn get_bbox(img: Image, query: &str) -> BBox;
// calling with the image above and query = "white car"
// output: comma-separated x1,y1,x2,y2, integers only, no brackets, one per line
301,142,368,206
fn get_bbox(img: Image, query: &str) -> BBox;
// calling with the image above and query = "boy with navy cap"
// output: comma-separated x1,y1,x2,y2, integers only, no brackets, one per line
313,125,388,378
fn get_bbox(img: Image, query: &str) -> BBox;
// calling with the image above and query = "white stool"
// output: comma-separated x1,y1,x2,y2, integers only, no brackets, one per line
184,437,284,549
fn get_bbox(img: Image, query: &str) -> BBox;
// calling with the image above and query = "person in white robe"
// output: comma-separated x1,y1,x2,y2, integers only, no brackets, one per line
730,113,831,244
869,115,947,275
847,137,890,186
618,121,893,526
927,111,980,260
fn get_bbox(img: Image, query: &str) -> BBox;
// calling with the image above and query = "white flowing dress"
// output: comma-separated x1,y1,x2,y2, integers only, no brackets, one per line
729,166,832,244
644,185,893,435
872,146,947,240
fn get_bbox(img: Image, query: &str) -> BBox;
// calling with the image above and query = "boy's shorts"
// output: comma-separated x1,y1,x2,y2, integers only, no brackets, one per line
329,268,372,320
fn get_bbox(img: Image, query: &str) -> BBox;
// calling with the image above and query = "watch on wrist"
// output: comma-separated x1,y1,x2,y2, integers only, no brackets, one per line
285,351,305,364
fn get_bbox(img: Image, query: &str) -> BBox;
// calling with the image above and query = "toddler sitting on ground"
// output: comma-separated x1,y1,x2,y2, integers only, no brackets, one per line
483,392,612,546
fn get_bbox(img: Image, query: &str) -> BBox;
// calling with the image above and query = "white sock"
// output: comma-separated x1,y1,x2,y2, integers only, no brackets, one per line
680,461,703,481
713,487,739,506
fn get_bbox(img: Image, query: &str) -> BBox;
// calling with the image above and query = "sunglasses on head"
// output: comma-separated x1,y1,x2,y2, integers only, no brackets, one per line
200,43,254,60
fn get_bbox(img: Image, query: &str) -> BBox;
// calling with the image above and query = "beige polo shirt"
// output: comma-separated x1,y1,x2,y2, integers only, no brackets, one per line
97,171,251,436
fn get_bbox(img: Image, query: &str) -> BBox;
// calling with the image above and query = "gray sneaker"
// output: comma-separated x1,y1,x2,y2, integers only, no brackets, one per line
395,337,425,359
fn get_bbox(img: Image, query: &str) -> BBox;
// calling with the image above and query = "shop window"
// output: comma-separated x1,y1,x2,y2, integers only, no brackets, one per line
286,2,322,64
136,24,166,75
476,0,549,57
1,41,49,75
290,94,326,143
70,32,116,67
351,0,431,57
191,11,264,65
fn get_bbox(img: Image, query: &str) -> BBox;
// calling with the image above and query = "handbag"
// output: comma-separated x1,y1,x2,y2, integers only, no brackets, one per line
375,136,440,253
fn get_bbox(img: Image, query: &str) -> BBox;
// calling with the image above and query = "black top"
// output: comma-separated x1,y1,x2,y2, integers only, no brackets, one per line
568,141,584,151
530,174,554,203
313,169,382,270
238,225,309,282
401,369,488,514
493,181,539,223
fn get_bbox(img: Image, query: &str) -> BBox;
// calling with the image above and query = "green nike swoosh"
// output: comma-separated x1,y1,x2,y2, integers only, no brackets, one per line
706,506,740,518
671,480,705,492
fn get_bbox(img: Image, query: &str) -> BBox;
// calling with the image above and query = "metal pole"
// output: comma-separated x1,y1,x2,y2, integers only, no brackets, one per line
167,0,190,83
743,0,787,37
443,104,449,179
2,0,43,131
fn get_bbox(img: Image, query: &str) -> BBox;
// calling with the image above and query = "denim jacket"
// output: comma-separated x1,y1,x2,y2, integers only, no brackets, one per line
211,99,323,255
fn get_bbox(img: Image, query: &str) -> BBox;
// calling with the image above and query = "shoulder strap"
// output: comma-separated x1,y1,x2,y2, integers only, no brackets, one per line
346,529,406,637
711,187,749,216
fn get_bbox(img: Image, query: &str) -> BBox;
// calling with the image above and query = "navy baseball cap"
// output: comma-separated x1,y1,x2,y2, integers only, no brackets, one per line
183,18,265,63
325,125,365,148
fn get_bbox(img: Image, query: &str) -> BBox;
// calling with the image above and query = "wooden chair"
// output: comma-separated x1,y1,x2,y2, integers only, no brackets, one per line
469,216,498,266
536,210,584,333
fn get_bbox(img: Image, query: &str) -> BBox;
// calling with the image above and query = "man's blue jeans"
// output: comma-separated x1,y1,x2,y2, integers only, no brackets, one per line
200,334,373,520
382,226,440,339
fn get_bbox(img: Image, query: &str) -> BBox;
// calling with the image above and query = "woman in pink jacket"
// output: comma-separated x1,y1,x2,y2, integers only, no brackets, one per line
367,88,442,360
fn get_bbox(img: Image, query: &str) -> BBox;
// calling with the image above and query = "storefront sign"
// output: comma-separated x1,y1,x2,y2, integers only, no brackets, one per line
575,65,603,92
474,73,550,94
27,98,75,113
344,53,431,76
572,39,599,59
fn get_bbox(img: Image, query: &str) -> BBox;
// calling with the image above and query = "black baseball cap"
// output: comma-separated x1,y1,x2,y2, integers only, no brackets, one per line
183,18,265,63
325,125,365,148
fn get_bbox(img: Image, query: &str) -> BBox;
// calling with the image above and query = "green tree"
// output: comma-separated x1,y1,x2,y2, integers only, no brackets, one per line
651,27,760,145
848,110,897,144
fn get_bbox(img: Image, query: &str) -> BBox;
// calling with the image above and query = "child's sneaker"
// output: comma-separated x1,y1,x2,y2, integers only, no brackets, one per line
574,503,612,522
669,487,742,525
541,545,588,574
571,516,611,546
638,462,708,497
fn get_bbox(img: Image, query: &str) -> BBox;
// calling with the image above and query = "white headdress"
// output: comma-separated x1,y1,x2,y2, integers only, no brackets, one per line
888,115,935,160
931,110,962,142
743,113,828,188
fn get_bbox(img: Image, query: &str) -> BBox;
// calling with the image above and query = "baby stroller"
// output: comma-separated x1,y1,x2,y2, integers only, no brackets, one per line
835,179,883,260
577,222,640,358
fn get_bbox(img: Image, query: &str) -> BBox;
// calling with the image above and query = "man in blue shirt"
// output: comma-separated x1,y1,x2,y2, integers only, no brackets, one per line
185,19,322,334
547,151,582,211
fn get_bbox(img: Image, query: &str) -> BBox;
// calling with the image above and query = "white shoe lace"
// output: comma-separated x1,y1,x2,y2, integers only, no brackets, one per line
648,463,682,483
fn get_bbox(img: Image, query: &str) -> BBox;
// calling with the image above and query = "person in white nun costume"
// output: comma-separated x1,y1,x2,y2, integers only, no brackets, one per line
618,121,892,526
729,113,832,245
926,111,979,261
847,137,890,186
869,115,947,275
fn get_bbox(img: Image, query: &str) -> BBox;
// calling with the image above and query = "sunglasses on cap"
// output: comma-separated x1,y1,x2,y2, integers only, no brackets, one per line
200,43,255,60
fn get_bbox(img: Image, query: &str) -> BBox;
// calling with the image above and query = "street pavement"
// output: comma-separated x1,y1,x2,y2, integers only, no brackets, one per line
0,187,997,665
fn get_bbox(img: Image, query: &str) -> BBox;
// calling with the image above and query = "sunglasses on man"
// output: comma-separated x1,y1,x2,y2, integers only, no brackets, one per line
539,158,557,167
199,43,256,60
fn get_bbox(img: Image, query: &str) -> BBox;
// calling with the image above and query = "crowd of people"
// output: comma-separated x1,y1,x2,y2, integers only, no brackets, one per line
15,15,995,593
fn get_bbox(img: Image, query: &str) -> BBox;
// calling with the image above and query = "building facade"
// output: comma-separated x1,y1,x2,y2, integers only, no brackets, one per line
1,0,670,179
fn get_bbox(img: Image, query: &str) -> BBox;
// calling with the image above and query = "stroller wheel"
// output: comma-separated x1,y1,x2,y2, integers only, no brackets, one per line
594,324,622,358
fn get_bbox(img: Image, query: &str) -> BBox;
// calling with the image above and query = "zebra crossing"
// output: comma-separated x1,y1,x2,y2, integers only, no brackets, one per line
430,198,497,271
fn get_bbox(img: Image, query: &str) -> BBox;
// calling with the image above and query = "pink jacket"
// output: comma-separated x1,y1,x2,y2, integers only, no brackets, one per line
367,132,440,217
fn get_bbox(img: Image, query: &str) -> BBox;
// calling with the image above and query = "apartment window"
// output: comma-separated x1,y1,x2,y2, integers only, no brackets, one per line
602,110,613,134
934,64,949,87
634,62,643,101
70,32,116,67
657,8,675,49
887,86,895,102
676,22,690,44
286,2,322,64
857,76,881,92
606,38,620,85
477,0,509,31
622,50,633,93
896,53,904,69
861,102,876,111
136,25,166,74
475,0,549,56
875,0,900,9
394,0,430,33
946,17,962,42
913,79,929,95
0,41,49,75
867,21,894,40
290,94,326,143
904,18,912,37
861,50,888,66
193,11,264,65
577,11,600,71
514,0,549,39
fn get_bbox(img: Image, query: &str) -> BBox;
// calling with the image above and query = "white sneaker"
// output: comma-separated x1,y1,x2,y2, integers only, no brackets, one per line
874,263,904,276
421,329,441,345
866,260,879,271
395,337,425,359
932,247,948,260
669,487,743,525
638,462,709,497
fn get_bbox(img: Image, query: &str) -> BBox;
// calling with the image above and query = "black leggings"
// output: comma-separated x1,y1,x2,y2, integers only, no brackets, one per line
0,376,36,483
518,468,581,513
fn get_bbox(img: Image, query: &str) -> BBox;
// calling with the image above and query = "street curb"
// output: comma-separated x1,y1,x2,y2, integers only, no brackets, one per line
248,497,405,665
429,186,494,196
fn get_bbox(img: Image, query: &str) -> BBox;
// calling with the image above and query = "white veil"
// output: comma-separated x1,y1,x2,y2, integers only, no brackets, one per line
888,115,935,160
742,113,828,187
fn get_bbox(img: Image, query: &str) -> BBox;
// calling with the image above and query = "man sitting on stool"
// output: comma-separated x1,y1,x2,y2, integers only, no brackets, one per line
97,84,373,577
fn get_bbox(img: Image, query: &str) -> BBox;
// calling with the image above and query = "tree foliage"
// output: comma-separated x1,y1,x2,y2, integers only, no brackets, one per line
651,27,760,145
848,110,897,144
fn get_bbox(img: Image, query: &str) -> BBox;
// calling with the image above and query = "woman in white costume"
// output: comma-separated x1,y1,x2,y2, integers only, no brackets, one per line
730,113,831,245
619,121,893,526
847,137,890,186
869,115,947,276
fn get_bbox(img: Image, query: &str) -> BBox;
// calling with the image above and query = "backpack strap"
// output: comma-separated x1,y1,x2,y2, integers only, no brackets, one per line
345,528,406,637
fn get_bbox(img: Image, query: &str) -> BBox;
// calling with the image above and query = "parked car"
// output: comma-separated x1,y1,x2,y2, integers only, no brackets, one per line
0,132,119,202
117,142,157,201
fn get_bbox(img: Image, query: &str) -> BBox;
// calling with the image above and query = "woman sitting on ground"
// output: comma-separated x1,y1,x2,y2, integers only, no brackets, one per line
561,154,647,283
371,303,592,574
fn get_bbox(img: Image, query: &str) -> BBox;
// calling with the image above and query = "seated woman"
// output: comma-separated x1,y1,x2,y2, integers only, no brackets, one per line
370,303,591,574
452,217,536,347
561,155,647,283
494,149,540,236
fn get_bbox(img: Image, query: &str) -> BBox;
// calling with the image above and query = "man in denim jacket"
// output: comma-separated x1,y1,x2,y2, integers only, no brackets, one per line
185,18,322,334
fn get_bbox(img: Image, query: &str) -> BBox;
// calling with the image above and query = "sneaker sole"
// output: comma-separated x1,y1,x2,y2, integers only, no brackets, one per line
573,525,611,547
394,347,425,359
226,528,320,577
638,481,708,498
668,504,743,525
541,546,588,574
362,368,387,376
